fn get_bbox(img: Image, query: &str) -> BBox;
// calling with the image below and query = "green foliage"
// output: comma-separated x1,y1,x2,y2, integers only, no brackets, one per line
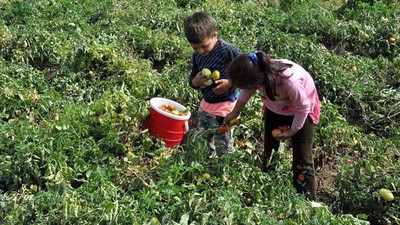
0,0,399,224
335,134,400,224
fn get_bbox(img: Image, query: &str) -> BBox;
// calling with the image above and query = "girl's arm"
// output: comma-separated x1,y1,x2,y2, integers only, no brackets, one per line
287,84,310,131
224,99,246,124
224,88,255,123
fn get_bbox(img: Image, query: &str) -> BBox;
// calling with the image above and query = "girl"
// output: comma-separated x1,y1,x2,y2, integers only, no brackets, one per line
224,50,320,200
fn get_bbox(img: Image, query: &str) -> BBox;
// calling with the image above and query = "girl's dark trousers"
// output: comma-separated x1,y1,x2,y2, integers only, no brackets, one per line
263,108,316,200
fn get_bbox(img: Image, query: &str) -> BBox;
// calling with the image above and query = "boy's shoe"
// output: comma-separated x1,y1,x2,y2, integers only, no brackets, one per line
309,201,323,208
208,149,218,159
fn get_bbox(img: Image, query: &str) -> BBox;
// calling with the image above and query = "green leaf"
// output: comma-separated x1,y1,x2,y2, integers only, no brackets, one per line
357,214,368,220
179,213,189,225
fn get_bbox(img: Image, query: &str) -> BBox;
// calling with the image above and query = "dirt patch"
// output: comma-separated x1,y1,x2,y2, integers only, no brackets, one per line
188,116,198,129
315,158,339,204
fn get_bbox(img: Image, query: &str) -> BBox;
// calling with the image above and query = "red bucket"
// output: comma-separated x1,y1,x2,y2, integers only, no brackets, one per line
146,97,191,148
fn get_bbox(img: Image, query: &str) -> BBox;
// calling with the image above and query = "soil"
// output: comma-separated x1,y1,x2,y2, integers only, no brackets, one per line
315,158,338,204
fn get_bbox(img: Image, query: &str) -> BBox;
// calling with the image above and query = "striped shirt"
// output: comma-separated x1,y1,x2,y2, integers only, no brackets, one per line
189,38,241,103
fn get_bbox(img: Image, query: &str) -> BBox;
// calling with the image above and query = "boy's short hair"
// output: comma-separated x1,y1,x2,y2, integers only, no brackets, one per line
184,11,217,44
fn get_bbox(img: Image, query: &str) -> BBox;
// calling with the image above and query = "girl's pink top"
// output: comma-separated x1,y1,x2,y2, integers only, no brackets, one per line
238,59,320,131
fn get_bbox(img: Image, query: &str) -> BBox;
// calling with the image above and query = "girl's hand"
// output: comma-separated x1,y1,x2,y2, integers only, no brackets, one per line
274,129,297,141
224,112,239,125
224,99,246,125
212,79,232,95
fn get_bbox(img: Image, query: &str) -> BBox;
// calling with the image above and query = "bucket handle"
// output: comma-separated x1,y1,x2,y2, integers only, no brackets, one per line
184,121,189,134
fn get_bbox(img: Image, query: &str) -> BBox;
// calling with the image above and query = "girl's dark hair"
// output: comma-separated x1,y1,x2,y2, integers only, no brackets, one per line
184,11,217,44
227,50,292,101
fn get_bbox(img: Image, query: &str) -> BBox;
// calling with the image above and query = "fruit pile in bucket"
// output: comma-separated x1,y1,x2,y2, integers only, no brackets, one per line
158,104,189,117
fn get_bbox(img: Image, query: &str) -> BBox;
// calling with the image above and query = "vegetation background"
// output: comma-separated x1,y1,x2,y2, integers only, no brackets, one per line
0,0,399,224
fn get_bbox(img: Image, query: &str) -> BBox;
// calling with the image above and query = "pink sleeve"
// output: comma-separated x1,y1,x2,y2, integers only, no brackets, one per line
238,89,256,103
286,83,311,131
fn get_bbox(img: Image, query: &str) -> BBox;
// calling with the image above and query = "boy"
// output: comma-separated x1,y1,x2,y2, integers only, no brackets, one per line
184,11,241,158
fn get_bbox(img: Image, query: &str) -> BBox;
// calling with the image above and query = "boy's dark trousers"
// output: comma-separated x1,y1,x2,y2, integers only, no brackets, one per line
263,109,316,200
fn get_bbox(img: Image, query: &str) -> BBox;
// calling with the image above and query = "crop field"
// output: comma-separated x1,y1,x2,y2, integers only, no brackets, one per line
0,0,399,224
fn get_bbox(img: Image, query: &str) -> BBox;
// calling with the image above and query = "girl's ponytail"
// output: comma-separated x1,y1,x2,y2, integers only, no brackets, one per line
257,51,277,101
256,51,293,101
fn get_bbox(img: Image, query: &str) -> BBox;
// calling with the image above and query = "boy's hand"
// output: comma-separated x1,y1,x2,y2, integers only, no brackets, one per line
192,71,212,88
212,79,232,95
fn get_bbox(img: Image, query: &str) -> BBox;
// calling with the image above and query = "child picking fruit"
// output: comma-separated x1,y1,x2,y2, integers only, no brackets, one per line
224,50,320,200
184,11,242,158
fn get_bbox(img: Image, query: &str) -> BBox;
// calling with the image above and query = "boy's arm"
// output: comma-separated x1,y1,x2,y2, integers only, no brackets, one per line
188,54,200,89
213,44,241,94
226,43,242,61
